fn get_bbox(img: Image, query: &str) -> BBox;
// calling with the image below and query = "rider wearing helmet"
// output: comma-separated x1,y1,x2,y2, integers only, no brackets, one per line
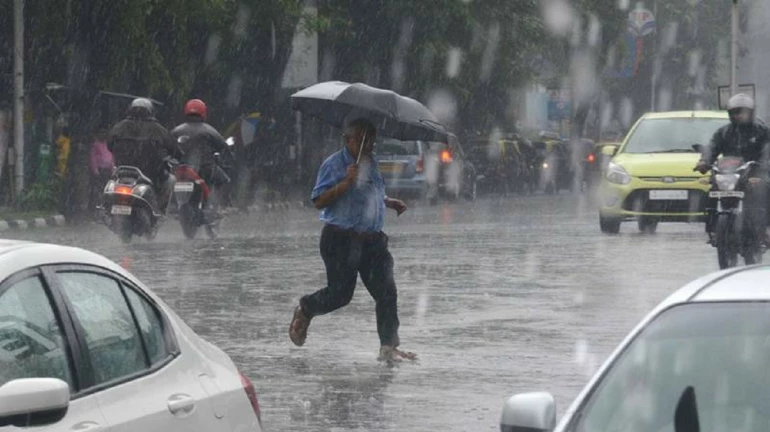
170,99,229,193
108,98,180,213
695,93,770,241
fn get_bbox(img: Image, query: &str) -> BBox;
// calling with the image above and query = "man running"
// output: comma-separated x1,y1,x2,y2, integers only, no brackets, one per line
289,118,416,363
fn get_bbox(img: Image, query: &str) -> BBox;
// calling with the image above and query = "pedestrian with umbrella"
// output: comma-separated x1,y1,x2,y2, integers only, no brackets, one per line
288,82,448,363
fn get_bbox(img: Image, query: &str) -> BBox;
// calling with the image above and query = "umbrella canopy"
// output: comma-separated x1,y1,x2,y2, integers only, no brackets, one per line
291,81,448,142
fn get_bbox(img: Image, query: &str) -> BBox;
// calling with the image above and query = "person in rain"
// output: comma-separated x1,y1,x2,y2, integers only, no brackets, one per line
55,126,71,178
171,99,230,215
88,129,114,216
108,98,179,213
695,93,770,242
289,117,416,363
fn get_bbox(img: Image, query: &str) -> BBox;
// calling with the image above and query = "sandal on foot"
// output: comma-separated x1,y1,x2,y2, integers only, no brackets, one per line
378,345,417,362
289,305,311,346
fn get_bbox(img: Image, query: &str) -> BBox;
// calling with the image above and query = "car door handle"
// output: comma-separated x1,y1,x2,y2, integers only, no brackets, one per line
71,421,105,432
167,393,196,416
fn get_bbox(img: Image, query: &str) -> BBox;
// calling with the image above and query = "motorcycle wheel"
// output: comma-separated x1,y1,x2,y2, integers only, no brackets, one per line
141,208,159,241
716,213,738,269
179,203,199,240
466,179,477,202
114,216,132,244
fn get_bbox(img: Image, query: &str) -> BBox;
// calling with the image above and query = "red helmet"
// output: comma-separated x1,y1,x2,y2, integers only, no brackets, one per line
184,99,207,120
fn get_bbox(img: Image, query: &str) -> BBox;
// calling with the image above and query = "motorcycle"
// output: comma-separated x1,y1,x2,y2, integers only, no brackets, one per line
172,136,235,239
704,156,765,269
101,166,163,244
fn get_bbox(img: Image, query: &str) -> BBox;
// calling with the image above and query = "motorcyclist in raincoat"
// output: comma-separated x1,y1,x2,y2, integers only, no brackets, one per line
695,93,770,243
108,98,180,213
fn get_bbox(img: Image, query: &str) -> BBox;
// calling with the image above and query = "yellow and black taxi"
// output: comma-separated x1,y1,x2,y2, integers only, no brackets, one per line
599,111,729,234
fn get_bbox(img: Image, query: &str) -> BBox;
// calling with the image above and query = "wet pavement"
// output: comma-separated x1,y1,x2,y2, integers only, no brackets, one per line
5,194,720,431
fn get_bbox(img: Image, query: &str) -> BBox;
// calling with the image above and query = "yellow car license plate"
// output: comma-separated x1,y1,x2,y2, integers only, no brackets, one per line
649,190,688,200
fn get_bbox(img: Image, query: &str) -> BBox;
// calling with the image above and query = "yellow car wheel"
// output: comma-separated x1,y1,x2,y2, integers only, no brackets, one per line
600,214,621,234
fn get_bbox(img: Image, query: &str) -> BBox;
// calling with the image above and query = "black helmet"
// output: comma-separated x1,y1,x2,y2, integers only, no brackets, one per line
127,98,154,118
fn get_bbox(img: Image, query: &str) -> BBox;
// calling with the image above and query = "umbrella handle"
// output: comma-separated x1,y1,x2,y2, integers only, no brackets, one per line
356,130,367,164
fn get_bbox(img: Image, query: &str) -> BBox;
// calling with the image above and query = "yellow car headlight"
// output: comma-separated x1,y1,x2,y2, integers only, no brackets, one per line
606,161,631,185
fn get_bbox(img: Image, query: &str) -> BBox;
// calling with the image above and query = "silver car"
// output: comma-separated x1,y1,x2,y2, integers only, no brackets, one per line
501,265,770,432
0,240,262,431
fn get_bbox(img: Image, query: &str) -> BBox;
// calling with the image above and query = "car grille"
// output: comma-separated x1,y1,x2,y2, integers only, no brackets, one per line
639,176,700,183
622,189,707,213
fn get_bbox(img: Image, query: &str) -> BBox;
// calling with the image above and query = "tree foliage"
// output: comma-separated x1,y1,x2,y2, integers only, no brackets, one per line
0,0,740,138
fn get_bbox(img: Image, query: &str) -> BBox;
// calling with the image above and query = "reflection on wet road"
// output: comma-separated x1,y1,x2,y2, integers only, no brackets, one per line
6,194,718,431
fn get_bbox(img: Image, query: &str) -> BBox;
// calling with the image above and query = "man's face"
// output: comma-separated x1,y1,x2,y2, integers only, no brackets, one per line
731,108,753,125
347,129,376,156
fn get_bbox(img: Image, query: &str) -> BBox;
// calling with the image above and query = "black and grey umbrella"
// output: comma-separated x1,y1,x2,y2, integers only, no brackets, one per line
291,81,448,144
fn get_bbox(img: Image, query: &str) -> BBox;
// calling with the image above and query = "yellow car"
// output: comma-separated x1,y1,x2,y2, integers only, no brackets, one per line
599,111,729,234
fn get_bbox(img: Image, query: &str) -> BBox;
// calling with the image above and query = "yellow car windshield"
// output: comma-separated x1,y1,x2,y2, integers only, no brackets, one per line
623,118,728,154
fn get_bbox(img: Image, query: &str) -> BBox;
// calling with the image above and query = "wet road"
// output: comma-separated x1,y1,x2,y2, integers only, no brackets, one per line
5,194,719,431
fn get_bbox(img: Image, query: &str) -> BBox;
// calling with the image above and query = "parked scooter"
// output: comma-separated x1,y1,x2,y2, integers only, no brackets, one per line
101,166,165,244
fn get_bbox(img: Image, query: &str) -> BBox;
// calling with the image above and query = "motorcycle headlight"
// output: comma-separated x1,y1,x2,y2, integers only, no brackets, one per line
606,162,631,185
715,173,740,191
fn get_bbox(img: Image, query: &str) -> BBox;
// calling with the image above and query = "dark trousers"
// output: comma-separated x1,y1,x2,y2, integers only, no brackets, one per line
301,224,400,347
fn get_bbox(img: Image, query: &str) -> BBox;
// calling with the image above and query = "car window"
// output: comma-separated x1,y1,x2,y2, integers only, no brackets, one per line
377,139,421,156
573,302,770,432
623,118,728,154
58,272,147,386
124,287,169,365
0,276,72,388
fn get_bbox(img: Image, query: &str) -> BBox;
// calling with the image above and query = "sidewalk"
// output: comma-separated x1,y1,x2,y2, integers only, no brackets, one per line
0,210,67,233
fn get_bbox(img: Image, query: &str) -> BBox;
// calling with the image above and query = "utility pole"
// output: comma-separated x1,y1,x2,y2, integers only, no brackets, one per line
650,0,658,112
13,0,25,196
731,0,739,95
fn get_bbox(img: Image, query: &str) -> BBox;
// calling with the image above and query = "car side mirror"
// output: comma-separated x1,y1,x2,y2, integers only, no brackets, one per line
500,392,556,432
0,378,70,428
601,145,618,157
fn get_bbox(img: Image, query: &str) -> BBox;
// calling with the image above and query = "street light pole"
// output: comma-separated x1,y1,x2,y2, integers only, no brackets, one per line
650,0,658,112
731,0,739,95
13,0,25,196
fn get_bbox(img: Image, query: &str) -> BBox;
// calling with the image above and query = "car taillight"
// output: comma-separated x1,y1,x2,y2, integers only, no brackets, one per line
416,157,424,173
115,185,133,195
239,371,261,424
440,149,453,164
587,153,596,163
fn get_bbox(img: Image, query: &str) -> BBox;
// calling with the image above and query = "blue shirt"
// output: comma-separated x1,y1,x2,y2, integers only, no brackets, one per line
311,147,386,233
